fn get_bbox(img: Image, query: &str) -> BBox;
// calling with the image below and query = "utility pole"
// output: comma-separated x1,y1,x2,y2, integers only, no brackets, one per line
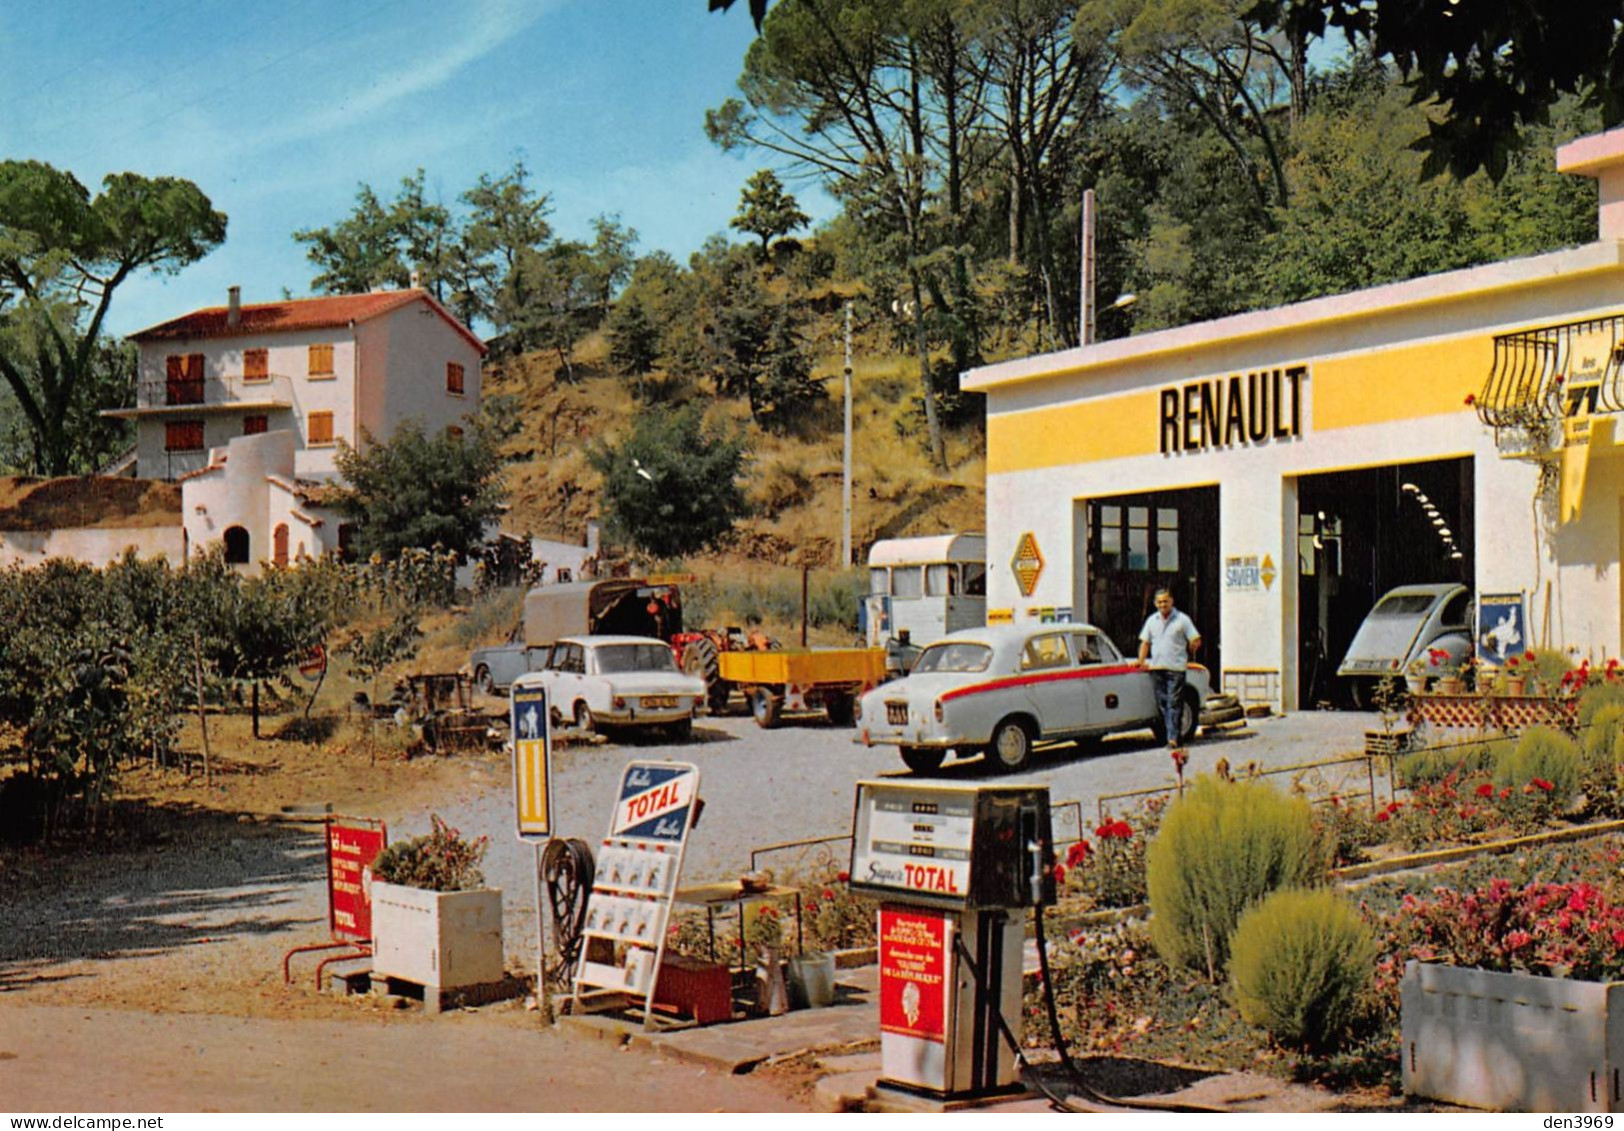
842,301,854,569
1080,188,1096,345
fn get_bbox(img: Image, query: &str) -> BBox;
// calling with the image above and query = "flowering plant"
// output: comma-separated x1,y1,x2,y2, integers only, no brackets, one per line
744,903,784,959
1384,878,1624,982
801,869,875,952
370,814,489,891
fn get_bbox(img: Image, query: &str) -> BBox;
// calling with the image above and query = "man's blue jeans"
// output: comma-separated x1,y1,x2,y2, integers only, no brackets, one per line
1151,668,1187,746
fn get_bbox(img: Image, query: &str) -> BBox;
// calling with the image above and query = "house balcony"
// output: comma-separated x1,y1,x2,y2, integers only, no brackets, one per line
102,374,295,419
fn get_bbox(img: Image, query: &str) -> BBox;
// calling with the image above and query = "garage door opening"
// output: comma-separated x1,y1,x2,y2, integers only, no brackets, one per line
1294,457,1474,708
1080,485,1221,682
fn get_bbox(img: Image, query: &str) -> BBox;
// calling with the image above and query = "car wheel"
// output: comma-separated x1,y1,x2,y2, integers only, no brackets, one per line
549,705,565,729
474,665,494,697
1176,690,1200,744
900,746,945,774
573,701,595,734
1345,677,1369,711
750,688,782,729
989,718,1033,772
825,694,856,727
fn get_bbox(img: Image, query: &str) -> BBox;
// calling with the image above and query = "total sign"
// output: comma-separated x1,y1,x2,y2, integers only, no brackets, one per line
612,761,700,844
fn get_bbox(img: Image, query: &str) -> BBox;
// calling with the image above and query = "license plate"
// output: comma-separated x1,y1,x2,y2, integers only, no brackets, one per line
886,702,908,725
641,696,678,709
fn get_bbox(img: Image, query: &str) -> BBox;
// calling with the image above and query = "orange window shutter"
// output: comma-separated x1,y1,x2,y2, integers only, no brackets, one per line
245,348,268,379
310,343,333,375
187,354,203,380
309,412,334,444
167,355,183,380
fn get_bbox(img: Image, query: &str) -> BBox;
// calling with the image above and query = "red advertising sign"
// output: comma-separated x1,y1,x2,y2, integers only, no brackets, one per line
878,907,951,1043
326,816,387,943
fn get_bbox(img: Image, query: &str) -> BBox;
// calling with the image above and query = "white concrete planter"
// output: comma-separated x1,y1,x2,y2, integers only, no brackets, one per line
370,881,504,991
1402,960,1624,1111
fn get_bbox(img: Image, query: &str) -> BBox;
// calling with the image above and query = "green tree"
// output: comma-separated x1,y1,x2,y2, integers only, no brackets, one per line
588,404,750,559
448,162,554,328
1249,0,1624,180
294,169,453,297
730,169,811,256
0,161,225,475
605,294,661,387
332,420,505,563
501,241,599,379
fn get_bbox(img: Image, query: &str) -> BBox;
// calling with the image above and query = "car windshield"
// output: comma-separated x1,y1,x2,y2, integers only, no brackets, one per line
1370,594,1439,618
912,642,993,673
594,644,677,673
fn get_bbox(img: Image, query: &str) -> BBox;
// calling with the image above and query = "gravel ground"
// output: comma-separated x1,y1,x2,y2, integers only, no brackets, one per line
422,705,1387,968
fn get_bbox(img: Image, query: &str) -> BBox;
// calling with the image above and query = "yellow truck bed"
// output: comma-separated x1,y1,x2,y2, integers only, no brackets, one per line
717,647,886,688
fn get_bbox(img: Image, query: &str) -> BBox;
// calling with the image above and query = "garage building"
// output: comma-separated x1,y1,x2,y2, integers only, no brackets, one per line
964,125,1624,714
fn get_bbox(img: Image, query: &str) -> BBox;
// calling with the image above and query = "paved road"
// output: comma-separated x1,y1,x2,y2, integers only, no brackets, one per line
425,705,1384,966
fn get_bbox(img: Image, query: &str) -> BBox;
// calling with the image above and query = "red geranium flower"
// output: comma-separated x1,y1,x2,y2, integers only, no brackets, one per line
836,871,850,883
1375,810,1391,823
1053,863,1067,885
1475,783,1494,797
1066,841,1092,868
1532,778,1555,792
1464,392,1477,405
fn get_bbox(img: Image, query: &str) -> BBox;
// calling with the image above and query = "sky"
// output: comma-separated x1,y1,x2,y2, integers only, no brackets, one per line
0,0,834,338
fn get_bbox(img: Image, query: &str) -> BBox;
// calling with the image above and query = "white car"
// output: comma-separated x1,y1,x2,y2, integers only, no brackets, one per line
514,635,707,740
855,622,1211,774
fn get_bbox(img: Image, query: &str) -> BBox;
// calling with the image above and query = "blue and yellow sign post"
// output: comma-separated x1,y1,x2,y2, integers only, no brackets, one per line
511,683,554,1009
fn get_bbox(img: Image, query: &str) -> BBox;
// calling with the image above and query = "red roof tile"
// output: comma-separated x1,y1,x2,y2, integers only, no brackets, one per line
130,289,486,354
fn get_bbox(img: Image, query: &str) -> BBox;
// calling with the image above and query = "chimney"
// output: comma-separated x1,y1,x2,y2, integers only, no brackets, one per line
1558,128,1624,240
226,286,241,327
409,268,421,289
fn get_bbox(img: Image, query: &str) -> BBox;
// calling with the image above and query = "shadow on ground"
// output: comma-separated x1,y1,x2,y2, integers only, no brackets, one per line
0,802,325,991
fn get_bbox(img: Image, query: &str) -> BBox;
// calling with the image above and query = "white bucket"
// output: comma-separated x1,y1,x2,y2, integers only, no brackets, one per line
788,952,837,1009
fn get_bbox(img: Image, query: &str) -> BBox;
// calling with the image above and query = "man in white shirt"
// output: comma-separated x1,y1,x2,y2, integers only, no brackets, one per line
1136,588,1202,750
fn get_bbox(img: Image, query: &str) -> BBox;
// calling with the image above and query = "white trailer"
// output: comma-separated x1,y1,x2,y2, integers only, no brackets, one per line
863,534,987,668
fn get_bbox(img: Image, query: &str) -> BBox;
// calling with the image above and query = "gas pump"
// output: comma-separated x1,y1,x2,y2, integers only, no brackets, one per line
849,780,1055,1104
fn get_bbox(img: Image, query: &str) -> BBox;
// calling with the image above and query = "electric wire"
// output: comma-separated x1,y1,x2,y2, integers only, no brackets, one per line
947,907,1221,1113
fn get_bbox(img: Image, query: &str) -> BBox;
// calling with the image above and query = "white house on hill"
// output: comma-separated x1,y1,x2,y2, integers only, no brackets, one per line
105,287,486,572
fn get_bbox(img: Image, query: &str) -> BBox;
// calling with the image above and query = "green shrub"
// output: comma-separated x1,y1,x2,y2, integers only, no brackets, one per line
1529,647,1575,692
1491,725,1580,815
1229,887,1376,1051
1579,705,1624,815
1146,776,1324,981
1580,680,1624,729
1396,738,1506,788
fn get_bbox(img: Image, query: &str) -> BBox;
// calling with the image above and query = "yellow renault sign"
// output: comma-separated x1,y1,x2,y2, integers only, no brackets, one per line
1012,532,1044,596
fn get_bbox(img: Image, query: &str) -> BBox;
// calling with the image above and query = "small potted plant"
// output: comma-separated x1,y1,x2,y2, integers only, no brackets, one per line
1429,648,1462,695
369,815,504,999
744,903,789,1015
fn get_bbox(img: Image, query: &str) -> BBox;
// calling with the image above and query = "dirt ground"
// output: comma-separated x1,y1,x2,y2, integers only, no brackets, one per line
0,707,515,1022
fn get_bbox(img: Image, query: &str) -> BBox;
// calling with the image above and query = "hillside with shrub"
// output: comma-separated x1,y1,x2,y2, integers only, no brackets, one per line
482,262,988,638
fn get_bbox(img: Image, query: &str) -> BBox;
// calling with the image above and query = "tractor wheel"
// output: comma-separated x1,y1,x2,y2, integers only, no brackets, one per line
474,665,495,697
684,637,728,713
